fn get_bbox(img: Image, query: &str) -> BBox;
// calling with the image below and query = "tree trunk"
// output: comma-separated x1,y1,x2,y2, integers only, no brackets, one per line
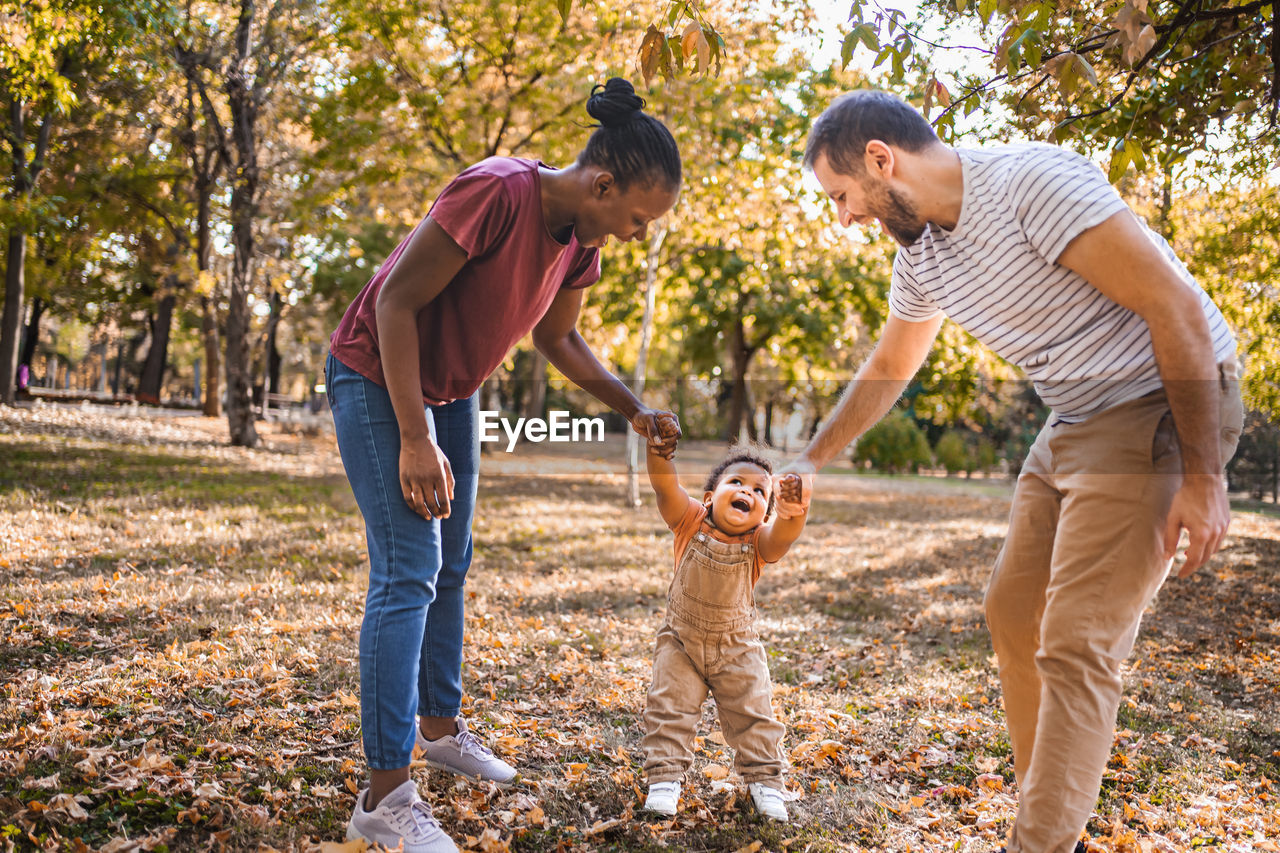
18,295,44,369
196,186,220,416
725,316,754,443
626,224,666,507
112,340,124,396
1,99,51,405
137,287,178,404
0,228,25,404
523,348,547,421
178,44,224,418
225,229,257,442
762,399,774,447
95,339,108,394
201,296,221,415
265,287,283,395
223,0,260,447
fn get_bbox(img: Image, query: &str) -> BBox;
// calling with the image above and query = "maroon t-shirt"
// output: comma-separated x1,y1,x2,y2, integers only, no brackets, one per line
329,157,601,404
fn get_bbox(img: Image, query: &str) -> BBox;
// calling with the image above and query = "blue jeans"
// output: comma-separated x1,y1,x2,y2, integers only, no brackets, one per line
326,353,480,770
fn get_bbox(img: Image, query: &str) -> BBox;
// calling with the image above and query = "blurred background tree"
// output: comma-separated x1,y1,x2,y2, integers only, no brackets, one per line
0,0,1275,496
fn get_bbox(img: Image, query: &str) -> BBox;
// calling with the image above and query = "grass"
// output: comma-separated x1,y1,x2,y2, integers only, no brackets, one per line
1,406,1278,852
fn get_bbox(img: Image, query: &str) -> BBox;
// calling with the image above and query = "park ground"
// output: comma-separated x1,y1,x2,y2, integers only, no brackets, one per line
1,405,1278,853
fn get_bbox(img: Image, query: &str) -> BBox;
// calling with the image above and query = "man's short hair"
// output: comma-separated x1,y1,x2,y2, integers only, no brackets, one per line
804,90,938,176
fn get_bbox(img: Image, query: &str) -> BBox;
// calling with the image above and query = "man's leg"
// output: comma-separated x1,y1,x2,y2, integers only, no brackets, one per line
1007,393,1177,853
985,430,1060,787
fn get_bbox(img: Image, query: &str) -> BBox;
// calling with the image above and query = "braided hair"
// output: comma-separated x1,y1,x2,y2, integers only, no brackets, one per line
578,77,681,192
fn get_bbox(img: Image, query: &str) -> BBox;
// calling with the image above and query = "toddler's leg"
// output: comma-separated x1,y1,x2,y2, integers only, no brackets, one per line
711,635,785,787
643,624,708,785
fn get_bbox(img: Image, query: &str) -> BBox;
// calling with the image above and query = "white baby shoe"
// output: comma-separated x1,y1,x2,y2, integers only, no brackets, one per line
748,782,788,822
644,781,681,816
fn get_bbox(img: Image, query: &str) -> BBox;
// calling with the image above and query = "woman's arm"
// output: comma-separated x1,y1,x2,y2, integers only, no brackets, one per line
532,286,679,459
374,217,469,520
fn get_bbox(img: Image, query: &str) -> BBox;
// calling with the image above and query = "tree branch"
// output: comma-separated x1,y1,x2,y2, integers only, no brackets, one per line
29,113,53,184
1271,0,1279,124
175,45,234,174
7,97,27,193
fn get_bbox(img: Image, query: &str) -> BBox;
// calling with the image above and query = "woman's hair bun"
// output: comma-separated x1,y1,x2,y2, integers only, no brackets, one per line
586,77,646,128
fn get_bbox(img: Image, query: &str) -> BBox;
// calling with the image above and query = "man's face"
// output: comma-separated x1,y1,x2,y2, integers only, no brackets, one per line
812,152,927,246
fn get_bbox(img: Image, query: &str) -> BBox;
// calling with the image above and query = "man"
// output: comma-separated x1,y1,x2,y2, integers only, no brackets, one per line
787,90,1242,852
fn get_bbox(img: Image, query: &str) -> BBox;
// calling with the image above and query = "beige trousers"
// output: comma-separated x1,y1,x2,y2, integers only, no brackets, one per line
986,365,1243,853
642,616,786,786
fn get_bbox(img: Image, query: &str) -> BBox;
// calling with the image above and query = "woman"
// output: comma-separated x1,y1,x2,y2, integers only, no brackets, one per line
327,78,682,852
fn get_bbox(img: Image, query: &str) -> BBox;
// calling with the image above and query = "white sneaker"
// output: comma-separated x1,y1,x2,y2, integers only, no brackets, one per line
346,781,458,852
748,782,788,822
416,716,517,784
644,781,681,816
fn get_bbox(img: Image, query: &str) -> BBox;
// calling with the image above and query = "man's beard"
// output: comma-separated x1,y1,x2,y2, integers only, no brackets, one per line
872,183,926,246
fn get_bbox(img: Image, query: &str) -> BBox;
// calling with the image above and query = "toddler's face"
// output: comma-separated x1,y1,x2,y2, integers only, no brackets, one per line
704,462,772,535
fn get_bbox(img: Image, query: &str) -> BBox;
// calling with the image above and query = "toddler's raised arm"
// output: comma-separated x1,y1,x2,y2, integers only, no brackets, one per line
758,473,810,563
646,413,689,528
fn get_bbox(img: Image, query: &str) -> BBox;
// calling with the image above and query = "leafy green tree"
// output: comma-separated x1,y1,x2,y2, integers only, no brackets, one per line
310,0,675,420
1229,411,1280,502
853,409,933,473
934,428,971,476
0,0,141,404
837,0,1278,181
172,0,331,446
592,14,893,442
1171,178,1280,420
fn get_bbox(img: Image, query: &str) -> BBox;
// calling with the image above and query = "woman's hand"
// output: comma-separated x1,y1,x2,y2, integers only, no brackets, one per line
399,434,455,520
632,407,681,460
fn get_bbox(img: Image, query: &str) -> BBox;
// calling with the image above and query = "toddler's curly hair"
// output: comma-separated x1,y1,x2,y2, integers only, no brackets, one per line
703,444,776,516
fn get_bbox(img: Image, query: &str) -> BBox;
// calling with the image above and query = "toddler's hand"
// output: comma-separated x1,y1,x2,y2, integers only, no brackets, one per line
648,412,681,456
773,472,811,519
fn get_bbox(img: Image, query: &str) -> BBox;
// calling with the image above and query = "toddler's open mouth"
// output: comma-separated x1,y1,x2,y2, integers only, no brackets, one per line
731,498,751,512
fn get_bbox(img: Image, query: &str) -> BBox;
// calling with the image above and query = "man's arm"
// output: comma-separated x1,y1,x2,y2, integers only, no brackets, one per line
1056,209,1226,576
532,286,677,459
790,312,943,482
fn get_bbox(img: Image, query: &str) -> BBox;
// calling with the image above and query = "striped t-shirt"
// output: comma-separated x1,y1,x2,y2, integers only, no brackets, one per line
890,143,1235,422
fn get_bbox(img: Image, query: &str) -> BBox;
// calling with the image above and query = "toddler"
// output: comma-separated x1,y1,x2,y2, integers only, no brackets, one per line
641,418,809,822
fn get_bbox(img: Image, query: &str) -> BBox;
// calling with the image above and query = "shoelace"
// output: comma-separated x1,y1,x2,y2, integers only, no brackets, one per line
454,729,496,759
389,798,443,839
753,787,784,807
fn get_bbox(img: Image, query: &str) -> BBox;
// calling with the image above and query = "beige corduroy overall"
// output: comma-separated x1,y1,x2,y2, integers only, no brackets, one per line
642,499,786,788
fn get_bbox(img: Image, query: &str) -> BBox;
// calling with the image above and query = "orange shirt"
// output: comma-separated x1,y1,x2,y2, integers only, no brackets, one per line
669,496,769,587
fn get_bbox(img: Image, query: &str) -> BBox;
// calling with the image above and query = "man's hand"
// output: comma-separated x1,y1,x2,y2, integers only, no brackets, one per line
399,434,455,520
633,408,680,459
773,472,811,519
1164,473,1230,577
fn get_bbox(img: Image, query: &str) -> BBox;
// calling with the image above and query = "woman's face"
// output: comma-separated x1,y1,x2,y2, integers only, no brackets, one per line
576,176,678,249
